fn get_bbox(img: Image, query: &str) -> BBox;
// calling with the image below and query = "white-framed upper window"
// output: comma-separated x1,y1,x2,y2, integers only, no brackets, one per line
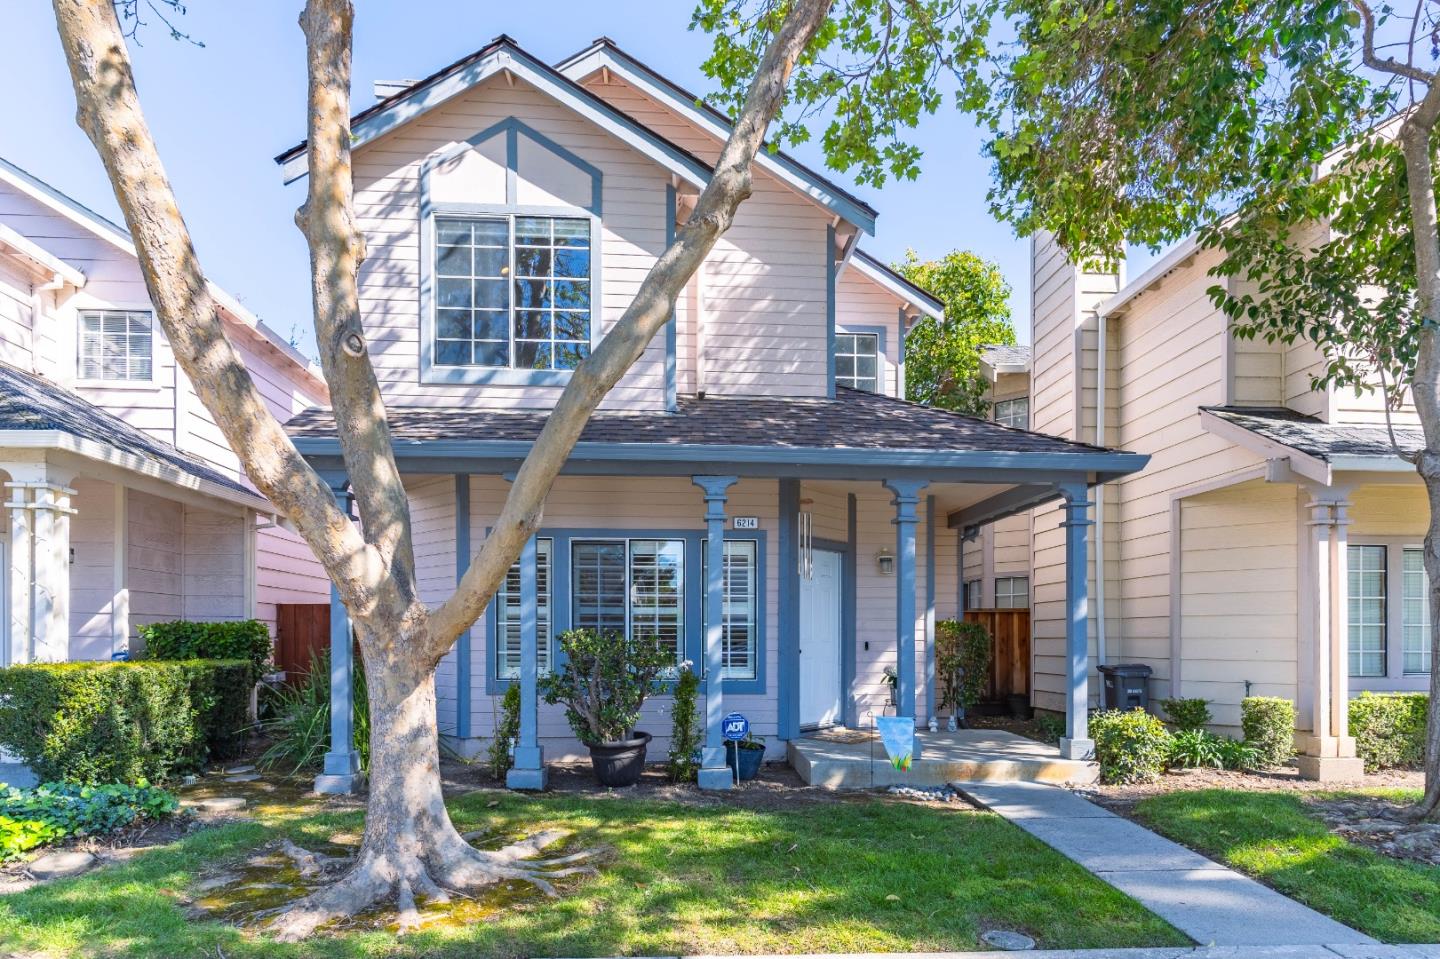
79,309,153,382
995,576,1029,609
434,214,591,372
703,539,759,680
994,396,1029,429
835,332,879,392
571,538,685,668
495,538,553,679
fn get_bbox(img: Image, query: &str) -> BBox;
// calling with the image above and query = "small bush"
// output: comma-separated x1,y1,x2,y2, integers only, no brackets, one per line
935,619,993,715
0,781,177,859
0,660,251,785
138,620,271,677
1215,736,1260,771
539,629,673,744
1159,697,1212,732
259,649,369,776
1167,729,1224,769
1034,712,1065,744
487,684,521,780
1350,692,1428,772
667,668,702,783
1241,696,1296,769
1090,709,1172,784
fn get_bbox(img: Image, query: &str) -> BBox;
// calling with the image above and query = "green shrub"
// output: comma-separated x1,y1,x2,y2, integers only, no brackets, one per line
1090,709,1172,784
1034,712,1065,744
138,619,271,677
487,684,521,780
259,649,369,776
1241,696,1296,769
1215,736,1260,771
0,660,251,784
1167,729,1224,769
666,668,702,783
1350,692,1428,772
539,629,674,744
936,619,993,714
0,781,177,859
1159,697,1212,731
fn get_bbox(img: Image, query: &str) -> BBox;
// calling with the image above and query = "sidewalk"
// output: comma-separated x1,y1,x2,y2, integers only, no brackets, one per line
955,780,1377,948
678,948,1440,958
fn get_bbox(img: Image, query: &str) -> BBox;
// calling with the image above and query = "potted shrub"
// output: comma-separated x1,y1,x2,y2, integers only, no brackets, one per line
539,628,675,787
725,731,766,781
936,619,993,727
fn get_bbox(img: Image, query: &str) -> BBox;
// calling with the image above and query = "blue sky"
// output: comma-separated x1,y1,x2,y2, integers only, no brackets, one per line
0,2,1083,358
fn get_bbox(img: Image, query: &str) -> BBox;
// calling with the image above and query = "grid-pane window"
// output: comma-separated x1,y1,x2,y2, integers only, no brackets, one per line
1349,545,1387,678
434,214,590,371
571,539,686,668
835,332,879,392
703,540,759,680
964,579,982,610
80,310,152,381
995,576,1029,609
1403,548,1432,675
994,397,1028,429
495,539,552,679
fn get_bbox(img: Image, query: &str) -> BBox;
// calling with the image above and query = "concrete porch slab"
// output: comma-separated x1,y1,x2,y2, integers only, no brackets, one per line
787,728,1098,789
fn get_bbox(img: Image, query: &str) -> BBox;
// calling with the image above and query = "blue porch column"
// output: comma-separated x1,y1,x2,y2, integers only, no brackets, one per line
1059,482,1094,760
883,479,928,719
315,478,363,795
507,534,547,790
693,475,738,790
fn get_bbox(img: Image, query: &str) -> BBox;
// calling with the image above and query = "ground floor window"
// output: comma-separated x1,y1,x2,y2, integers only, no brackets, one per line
964,579,981,609
703,539,759,680
1348,542,1431,680
495,538,552,679
1402,548,1431,675
995,576,1029,608
572,538,685,667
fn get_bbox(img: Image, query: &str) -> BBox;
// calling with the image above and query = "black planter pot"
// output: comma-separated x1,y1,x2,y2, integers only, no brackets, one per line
586,731,652,787
725,741,765,781
1006,694,1032,720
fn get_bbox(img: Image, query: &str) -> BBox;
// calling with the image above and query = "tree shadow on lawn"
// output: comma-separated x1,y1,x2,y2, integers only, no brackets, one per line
0,792,1187,958
1132,788,1440,945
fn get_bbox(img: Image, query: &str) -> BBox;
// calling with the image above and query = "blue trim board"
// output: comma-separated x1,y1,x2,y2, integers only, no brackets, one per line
455,474,472,738
843,493,859,728
826,224,837,399
777,479,800,739
665,184,678,411
897,307,908,401
925,494,936,721
481,526,769,698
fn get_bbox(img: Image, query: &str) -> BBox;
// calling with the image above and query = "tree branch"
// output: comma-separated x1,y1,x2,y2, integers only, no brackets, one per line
48,0,380,609
426,0,836,655
1351,0,1437,84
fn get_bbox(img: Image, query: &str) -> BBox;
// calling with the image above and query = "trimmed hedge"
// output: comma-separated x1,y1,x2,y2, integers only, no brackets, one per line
1241,696,1296,769
0,660,252,784
1350,692,1429,772
1159,697,1212,732
138,619,271,676
1090,708,1172,784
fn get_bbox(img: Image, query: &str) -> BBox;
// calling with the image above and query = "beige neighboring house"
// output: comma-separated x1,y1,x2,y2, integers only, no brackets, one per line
963,345,1034,614
967,233,1430,780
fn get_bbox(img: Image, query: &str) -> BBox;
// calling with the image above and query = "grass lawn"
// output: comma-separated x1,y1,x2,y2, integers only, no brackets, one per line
0,789,1186,957
1132,788,1440,944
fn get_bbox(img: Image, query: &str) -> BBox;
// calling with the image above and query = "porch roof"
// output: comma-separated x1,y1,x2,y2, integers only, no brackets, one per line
286,387,1148,484
1201,406,1421,477
0,362,254,497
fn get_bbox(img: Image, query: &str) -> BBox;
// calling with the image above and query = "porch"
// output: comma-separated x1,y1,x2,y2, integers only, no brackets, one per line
788,727,1098,788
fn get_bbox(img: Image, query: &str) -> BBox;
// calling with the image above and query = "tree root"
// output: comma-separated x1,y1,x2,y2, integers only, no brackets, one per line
265,830,602,942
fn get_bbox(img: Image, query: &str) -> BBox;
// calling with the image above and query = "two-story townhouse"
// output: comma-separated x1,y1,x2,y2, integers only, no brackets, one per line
277,35,1148,792
0,157,331,671
966,232,1427,781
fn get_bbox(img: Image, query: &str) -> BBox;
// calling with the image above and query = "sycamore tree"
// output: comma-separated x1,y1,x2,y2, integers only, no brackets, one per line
49,0,838,936
702,0,1440,818
893,248,1014,415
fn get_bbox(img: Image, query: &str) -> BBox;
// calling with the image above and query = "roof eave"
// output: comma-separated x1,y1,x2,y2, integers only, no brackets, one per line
1198,408,1332,485
848,251,944,319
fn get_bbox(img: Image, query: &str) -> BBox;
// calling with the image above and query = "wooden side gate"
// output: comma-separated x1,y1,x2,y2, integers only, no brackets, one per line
275,603,330,684
963,608,1031,702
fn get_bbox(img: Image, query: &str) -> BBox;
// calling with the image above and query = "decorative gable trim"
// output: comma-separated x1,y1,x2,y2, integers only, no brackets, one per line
846,249,944,321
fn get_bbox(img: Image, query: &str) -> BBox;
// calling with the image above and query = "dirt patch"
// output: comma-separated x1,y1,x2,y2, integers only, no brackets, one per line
1306,793,1440,866
966,712,1064,745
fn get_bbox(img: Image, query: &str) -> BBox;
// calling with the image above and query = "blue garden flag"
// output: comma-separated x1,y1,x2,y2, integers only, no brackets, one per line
876,716,917,772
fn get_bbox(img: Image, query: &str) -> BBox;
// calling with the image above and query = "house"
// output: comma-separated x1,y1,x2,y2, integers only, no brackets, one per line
963,233,1428,781
277,35,1148,792
0,157,331,668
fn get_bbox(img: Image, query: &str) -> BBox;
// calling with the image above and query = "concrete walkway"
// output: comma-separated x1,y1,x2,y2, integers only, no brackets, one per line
677,948,1440,958
956,780,1377,948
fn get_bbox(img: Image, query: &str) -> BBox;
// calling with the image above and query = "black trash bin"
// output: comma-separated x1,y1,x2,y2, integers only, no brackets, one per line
1098,663,1152,710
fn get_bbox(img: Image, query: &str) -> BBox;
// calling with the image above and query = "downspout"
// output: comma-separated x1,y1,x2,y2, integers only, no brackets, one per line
1095,308,1107,667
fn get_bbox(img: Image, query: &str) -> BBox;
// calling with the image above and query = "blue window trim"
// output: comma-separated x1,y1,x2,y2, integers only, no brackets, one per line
483,526,768,696
419,116,604,387
834,324,887,395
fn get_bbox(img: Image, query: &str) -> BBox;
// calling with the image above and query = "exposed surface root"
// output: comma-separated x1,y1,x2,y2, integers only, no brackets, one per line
266,831,601,941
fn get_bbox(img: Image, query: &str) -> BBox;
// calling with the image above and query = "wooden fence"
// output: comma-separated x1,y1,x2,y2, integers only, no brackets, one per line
275,603,330,684
962,608,1031,702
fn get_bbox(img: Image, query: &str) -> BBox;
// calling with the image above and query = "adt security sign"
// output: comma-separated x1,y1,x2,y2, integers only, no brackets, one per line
722,712,749,741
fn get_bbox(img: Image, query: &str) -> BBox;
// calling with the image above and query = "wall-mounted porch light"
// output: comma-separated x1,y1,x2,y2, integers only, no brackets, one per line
875,548,895,576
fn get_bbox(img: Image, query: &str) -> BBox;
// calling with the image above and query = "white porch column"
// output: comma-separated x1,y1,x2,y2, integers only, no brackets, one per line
1297,493,1363,781
1059,482,1094,760
4,479,34,667
694,475,738,791
506,534,547,791
3,460,75,665
316,477,363,795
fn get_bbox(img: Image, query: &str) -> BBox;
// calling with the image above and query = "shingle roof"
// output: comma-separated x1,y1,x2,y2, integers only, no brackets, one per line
0,363,253,495
286,386,1118,457
980,344,1031,369
1203,406,1422,461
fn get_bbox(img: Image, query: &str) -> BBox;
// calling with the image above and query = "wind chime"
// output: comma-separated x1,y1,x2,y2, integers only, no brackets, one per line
797,497,814,579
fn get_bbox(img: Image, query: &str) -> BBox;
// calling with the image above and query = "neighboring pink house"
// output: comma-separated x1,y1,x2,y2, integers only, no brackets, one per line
277,36,1147,792
0,157,330,667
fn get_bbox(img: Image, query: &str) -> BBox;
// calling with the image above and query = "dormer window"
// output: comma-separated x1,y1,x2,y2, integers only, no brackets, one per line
79,309,153,382
835,332,879,392
434,214,592,372
994,396,1029,429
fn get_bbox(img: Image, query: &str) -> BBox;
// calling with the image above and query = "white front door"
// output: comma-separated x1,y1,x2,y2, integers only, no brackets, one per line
799,548,844,728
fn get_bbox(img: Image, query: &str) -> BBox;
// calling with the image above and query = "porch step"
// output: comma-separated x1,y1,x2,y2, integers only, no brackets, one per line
787,730,1098,789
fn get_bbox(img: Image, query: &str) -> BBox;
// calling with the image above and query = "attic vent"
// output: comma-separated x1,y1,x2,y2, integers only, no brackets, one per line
374,80,419,102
